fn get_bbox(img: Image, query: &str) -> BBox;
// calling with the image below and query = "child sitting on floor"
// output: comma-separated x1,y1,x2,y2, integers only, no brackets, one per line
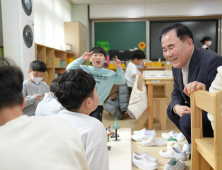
22,60,49,116
35,77,65,116
66,46,125,121
56,69,109,170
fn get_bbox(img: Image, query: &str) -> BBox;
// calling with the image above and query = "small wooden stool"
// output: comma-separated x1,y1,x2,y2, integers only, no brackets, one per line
152,95,168,129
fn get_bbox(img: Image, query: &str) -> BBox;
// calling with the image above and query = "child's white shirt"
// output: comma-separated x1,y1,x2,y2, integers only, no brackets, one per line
125,62,140,87
0,115,89,170
58,110,109,170
35,93,65,116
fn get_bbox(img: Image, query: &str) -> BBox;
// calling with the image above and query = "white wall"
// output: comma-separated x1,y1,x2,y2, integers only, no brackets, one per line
34,0,71,49
90,1,222,19
71,4,90,51
1,0,35,80
0,0,3,46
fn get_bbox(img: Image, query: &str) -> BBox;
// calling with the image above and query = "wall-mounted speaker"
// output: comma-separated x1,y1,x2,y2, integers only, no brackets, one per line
2,0,35,80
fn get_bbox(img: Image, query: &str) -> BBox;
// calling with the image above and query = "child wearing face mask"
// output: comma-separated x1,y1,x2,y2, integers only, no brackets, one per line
200,36,212,50
22,60,49,116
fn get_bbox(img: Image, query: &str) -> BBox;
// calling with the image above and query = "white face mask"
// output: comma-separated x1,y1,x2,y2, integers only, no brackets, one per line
32,76,43,84
207,41,212,46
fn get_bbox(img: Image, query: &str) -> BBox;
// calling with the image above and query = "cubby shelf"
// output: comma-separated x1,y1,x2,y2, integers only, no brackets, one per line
55,67,66,69
35,43,78,85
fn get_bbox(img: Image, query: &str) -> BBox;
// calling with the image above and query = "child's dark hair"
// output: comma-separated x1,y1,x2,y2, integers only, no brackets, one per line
29,60,46,72
90,46,107,57
55,69,96,111
132,50,146,60
50,78,60,93
0,58,24,110
200,36,211,44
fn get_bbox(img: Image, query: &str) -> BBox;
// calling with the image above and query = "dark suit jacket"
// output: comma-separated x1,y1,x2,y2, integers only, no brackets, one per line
169,46,222,115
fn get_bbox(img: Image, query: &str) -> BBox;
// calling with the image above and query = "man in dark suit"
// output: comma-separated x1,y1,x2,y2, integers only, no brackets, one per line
160,23,222,156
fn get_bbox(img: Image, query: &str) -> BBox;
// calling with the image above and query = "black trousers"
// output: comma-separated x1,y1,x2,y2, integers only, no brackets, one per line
89,105,104,122
167,105,213,144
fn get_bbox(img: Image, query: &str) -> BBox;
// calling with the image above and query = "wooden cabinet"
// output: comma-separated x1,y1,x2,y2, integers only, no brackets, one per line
64,22,86,58
35,43,76,85
35,22,86,85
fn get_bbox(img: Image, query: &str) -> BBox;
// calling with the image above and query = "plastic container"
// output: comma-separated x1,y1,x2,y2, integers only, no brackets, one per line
108,63,125,69
58,70,65,77
54,58,60,67
147,62,162,67
67,58,74,65
60,61,66,67
165,61,172,66
143,70,173,78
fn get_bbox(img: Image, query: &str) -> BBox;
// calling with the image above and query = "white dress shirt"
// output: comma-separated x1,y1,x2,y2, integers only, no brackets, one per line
173,49,194,114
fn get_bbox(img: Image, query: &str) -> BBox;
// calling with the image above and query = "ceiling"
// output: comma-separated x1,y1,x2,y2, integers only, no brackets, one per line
70,0,220,5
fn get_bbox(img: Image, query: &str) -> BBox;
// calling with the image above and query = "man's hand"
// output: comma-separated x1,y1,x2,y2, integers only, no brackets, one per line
82,51,93,61
183,81,206,97
34,94,42,101
114,56,121,68
175,105,191,117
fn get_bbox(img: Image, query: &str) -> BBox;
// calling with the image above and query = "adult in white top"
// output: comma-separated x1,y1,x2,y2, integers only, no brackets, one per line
0,64,89,170
125,50,145,87
35,78,65,116
200,36,212,50
55,69,109,170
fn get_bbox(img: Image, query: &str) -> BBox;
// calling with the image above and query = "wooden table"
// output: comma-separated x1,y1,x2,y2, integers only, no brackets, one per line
144,78,174,130
108,128,132,170
110,67,166,72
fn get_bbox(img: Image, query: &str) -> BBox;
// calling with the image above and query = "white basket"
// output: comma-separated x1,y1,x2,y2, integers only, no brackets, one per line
143,70,172,79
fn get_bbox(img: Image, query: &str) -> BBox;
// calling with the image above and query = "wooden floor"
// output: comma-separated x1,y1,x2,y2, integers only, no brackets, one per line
102,110,191,170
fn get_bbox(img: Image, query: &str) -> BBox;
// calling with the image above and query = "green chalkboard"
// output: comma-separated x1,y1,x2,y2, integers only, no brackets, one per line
94,21,146,55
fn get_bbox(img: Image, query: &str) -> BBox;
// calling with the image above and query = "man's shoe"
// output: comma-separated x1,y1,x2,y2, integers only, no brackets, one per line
182,141,191,155
132,155,158,170
142,137,165,147
164,157,185,170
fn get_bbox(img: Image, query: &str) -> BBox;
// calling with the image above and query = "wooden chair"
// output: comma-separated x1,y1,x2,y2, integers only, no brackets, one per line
137,73,168,130
191,90,222,170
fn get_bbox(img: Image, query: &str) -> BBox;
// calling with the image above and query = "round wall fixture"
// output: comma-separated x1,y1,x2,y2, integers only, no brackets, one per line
23,25,33,48
21,0,32,16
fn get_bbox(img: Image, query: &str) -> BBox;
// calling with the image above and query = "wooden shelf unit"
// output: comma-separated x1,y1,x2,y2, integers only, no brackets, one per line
35,43,77,85
64,22,86,58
